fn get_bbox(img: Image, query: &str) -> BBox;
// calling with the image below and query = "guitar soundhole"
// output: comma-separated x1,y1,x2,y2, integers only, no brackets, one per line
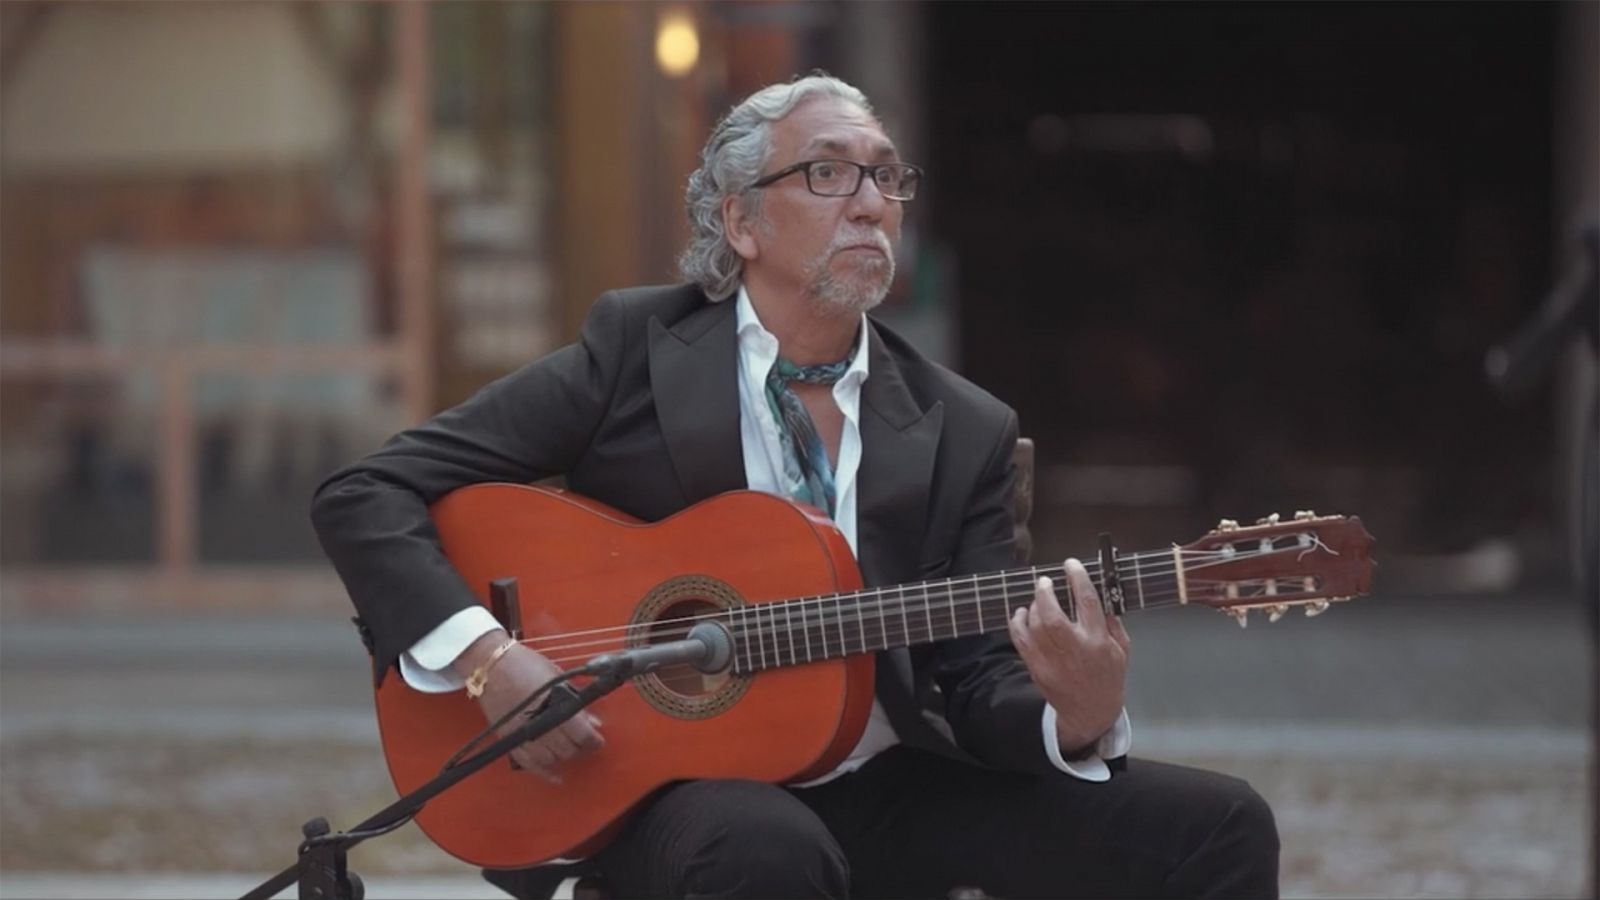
650,600,731,696
632,575,751,720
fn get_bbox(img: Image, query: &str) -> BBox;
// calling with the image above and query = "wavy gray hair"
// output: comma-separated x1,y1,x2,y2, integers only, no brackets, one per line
679,74,875,301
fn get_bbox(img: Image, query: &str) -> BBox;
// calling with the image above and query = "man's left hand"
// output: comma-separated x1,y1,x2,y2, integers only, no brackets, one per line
1008,558,1131,756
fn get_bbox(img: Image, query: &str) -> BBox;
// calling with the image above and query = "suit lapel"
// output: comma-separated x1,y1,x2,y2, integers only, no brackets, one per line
856,321,943,589
648,304,944,586
648,300,746,504
855,332,966,759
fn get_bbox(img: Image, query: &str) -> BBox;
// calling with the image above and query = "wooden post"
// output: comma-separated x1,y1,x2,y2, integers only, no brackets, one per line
394,1,435,422
552,2,649,343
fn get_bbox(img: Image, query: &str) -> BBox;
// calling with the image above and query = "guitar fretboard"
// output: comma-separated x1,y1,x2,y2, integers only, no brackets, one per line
724,559,1181,675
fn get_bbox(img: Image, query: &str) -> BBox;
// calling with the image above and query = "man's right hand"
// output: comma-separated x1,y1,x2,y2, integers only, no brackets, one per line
451,629,605,783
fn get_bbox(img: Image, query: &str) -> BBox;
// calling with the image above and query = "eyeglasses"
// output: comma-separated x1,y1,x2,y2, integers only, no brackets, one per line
748,158,923,202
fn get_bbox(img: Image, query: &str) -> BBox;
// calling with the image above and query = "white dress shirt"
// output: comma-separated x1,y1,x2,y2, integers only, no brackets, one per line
399,285,1131,781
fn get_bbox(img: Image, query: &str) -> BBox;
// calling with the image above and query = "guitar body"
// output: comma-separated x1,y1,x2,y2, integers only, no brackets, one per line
374,484,875,869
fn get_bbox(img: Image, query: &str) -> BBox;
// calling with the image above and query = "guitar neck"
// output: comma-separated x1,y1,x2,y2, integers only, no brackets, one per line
726,555,1181,675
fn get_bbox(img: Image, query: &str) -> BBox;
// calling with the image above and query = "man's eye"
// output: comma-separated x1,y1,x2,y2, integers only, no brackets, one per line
873,168,896,185
812,162,840,179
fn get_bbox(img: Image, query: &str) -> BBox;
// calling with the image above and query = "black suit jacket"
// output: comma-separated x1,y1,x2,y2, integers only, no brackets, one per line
312,283,1061,776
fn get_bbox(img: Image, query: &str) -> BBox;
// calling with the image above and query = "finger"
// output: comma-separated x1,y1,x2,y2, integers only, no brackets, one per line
540,730,584,763
1031,575,1074,631
1009,605,1032,649
1107,613,1131,654
1064,559,1106,633
1008,606,1041,664
563,716,606,754
512,745,563,784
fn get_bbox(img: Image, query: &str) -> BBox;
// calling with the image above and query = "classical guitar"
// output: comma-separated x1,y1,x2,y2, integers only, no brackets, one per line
375,484,1375,869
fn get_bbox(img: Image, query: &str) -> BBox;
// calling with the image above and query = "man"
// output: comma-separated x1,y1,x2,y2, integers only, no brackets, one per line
312,74,1278,899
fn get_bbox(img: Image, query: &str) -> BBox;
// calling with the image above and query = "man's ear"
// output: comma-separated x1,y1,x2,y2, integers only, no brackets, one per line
722,195,759,261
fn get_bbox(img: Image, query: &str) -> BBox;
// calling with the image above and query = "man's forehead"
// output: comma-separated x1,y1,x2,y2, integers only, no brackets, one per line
775,97,898,159
799,133,899,160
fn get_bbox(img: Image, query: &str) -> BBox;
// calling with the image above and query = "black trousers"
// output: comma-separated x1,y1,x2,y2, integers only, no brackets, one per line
564,746,1278,899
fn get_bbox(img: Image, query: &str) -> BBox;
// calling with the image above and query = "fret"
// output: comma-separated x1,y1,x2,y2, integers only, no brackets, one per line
966,573,979,630
1000,571,1012,619
813,599,827,658
799,600,814,663
922,579,935,643
1132,554,1146,609
839,596,853,656
898,585,911,649
754,604,768,669
745,604,758,671
734,606,750,673
883,582,896,643
757,606,769,668
761,604,774,670
773,604,787,665
784,602,797,667
940,576,953,634
745,605,760,671
768,603,778,667
833,596,850,660
857,589,880,652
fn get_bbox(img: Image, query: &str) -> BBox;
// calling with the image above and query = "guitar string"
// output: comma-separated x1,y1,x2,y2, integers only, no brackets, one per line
508,540,1328,661
534,580,1282,670
531,571,1314,669
507,542,1289,653
505,554,1176,654
527,570,1318,668
517,563,1186,659
715,576,1320,674
517,554,1326,664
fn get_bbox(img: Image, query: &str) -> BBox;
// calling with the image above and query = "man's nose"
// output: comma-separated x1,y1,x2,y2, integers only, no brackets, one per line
846,176,891,221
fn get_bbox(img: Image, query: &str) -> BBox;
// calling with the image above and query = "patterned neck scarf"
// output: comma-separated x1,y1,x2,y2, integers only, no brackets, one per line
764,355,853,517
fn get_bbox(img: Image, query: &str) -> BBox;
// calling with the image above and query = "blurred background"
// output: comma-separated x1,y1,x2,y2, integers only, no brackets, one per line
0,2,1593,898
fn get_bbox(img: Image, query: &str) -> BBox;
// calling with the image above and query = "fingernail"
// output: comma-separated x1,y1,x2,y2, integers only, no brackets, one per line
1038,576,1052,591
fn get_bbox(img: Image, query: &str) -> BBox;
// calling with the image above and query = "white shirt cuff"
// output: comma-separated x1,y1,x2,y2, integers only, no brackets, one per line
1041,706,1133,782
397,606,503,693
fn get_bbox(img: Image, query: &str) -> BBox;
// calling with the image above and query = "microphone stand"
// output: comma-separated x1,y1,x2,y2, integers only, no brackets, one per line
239,667,630,900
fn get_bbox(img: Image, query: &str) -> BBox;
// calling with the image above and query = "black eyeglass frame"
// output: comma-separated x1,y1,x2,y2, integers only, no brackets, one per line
747,158,924,201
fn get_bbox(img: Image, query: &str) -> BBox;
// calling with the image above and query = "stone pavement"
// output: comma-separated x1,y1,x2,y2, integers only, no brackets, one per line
0,587,1592,899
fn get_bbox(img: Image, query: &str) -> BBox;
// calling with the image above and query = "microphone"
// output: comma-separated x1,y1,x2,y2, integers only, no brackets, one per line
584,621,734,678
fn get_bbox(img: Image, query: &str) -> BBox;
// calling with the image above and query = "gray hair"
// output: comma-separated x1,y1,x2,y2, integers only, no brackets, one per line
678,74,875,301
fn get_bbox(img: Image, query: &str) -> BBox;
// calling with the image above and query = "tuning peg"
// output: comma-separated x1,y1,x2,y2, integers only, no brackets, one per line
1303,600,1331,617
1255,513,1281,526
1228,608,1249,628
1217,518,1240,532
1267,604,1289,622
1293,510,1317,521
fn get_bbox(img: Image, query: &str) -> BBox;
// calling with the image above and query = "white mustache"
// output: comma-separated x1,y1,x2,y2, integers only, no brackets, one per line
828,230,892,258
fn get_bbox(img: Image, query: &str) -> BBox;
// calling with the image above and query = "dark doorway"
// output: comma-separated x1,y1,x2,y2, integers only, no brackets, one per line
926,2,1556,561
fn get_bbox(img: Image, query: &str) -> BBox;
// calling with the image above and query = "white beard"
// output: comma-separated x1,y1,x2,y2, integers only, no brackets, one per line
804,231,896,315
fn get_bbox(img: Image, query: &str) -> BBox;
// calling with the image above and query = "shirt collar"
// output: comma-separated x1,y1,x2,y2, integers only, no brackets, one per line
735,284,871,384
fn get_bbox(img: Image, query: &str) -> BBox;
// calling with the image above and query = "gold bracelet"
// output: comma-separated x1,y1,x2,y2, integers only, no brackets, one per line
464,638,519,699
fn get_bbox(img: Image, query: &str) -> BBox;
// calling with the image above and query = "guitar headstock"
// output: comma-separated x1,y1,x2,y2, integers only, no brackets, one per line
1177,511,1375,626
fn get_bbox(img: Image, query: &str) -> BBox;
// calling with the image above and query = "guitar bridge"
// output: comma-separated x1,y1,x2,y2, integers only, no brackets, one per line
489,577,524,640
